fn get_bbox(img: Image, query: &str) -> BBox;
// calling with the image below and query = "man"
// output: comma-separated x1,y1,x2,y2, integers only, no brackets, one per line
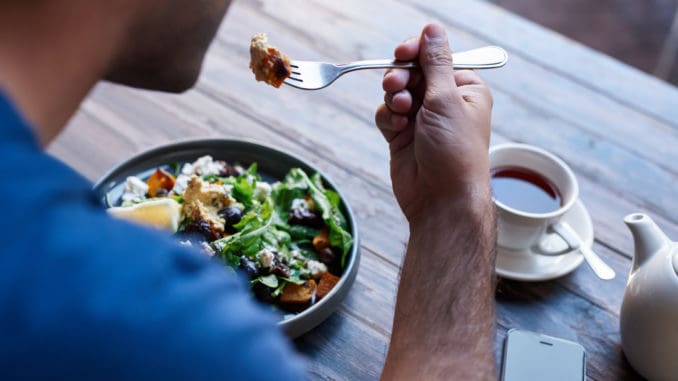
0,1,496,380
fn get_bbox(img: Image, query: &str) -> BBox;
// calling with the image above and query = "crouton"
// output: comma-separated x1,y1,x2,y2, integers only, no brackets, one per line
313,226,330,252
316,272,340,300
280,279,317,305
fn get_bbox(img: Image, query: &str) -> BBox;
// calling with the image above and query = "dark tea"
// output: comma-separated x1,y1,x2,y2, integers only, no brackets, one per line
490,166,562,214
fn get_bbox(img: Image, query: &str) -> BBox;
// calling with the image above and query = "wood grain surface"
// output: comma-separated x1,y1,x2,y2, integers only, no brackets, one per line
48,0,678,379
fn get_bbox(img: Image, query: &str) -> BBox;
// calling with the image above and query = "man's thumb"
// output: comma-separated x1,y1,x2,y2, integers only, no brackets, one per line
419,23,458,103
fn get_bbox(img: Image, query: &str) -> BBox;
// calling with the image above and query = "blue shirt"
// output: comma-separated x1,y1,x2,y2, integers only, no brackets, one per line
0,94,306,380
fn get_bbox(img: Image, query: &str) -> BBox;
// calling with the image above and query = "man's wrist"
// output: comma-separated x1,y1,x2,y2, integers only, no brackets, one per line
408,182,494,237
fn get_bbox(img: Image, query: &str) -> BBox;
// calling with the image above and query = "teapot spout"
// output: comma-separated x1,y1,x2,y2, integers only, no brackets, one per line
624,213,670,272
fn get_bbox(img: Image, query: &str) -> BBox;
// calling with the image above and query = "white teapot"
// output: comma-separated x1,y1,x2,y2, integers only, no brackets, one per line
621,213,678,381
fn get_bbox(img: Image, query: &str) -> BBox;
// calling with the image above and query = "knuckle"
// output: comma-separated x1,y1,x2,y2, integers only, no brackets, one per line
424,87,461,111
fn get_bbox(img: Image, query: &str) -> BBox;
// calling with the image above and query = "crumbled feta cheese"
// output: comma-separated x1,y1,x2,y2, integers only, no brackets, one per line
121,176,148,203
181,163,194,175
257,248,275,269
229,200,244,211
172,174,190,194
192,155,225,176
178,240,193,247
290,198,310,215
253,181,272,201
307,260,327,278
223,184,234,194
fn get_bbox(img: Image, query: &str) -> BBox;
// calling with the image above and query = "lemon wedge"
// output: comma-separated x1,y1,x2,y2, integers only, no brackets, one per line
108,198,182,232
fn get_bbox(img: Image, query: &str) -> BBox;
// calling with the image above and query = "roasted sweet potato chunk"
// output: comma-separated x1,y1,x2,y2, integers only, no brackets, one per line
280,279,317,305
316,272,340,300
147,168,175,197
313,226,330,252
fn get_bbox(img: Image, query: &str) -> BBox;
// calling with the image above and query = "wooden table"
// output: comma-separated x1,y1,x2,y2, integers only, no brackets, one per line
50,0,678,379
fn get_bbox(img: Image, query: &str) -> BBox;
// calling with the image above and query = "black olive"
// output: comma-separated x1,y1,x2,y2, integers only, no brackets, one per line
231,165,245,176
239,256,259,279
271,258,291,278
218,162,245,177
183,219,217,241
288,209,322,227
217,207,243,233
252,282,274,304
318,247,336,265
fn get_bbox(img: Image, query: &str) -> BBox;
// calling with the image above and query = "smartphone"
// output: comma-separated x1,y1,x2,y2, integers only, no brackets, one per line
501,329,586,381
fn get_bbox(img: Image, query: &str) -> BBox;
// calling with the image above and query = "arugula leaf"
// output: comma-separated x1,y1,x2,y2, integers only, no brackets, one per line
213,198,274,263
231,163,262,207
252,274,279,289
271,280,287,298
286,225,320,240
232,177,254,207
286,168,353,267
169,161,182,177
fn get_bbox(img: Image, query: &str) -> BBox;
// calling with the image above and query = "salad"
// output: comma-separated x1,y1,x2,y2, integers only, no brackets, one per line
108,155,353,314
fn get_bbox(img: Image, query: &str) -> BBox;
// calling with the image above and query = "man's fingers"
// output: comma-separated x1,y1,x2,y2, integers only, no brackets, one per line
375,103,408,142
418,23,460,111
384,90,413,114
394,36,419,61
383,68,410,92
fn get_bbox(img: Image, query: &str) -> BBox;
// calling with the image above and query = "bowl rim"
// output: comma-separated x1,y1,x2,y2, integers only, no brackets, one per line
92,138,360,331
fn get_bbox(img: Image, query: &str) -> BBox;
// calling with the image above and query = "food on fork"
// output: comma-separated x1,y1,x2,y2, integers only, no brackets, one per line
249,33,292,88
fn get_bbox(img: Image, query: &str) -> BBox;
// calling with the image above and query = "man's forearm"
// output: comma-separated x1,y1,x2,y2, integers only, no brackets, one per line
382,193,497,380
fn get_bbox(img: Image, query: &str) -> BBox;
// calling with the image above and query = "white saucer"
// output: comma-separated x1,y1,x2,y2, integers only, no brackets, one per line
496,199,592,282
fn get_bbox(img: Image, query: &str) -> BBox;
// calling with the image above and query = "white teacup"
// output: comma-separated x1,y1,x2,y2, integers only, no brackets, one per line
490,143,579,255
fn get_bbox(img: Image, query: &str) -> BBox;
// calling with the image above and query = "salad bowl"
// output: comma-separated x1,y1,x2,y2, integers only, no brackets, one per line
93,139,360,338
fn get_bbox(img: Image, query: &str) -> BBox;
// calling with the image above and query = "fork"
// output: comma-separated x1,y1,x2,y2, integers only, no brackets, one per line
284,46,508,90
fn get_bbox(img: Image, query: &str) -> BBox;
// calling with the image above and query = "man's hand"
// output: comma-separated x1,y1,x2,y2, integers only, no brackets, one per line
375,23,493,225
377,24,497,381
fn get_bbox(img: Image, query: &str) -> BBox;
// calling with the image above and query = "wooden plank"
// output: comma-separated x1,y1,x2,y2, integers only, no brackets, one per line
400,0,678,126
236,0,678,175
294,309,388,380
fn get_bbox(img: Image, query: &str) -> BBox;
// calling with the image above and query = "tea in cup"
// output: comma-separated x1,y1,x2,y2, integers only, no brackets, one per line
489,143,579,255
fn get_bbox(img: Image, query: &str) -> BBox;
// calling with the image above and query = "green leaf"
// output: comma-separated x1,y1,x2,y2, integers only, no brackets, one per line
282,276,306,285
287,168,353,267
232,177,254,207
271,280,287,298
169,161,182,177
286,225,320,240
213,198,275,264
253,274,279,289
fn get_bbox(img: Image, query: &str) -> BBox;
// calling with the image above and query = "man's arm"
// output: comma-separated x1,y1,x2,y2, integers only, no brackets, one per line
382,195,496,380
375,23,497,380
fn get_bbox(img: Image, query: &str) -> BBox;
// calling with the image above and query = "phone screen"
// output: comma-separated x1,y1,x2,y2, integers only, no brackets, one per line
501,329,586,381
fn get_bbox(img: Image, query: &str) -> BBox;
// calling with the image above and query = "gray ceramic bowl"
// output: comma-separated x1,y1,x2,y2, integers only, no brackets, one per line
93,139,360,338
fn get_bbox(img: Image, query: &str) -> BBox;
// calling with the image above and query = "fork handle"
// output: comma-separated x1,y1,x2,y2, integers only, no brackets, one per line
336,46,508,73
